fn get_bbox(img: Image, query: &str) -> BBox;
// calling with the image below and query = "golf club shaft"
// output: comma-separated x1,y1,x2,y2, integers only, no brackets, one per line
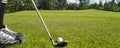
31,0,55,45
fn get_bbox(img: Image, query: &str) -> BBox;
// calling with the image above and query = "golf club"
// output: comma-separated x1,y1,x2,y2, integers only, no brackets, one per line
31,0,68,48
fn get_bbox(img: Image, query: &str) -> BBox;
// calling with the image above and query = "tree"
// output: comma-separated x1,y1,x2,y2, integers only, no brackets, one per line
6,0,34,12
118,1,120,7
67,3,79,10
111,0,119,11
38,0,58,10
90,3,99,9
103,0,119,12
79,0,89,9
56,0,67,10
118,1,120,11
6,0,21,12
98,0,103,9
38,0,49,10
104,2,111,11
21,0,34,10
111,2,119,11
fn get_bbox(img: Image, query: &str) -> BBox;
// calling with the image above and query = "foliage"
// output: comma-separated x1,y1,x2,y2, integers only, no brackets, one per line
79,0,89,9
67,3,79,10
6,0,34,13
90,3,99,9
104,2,112,11
104,0,119,12
5,0,120,12
38,0,58,10
56,0,67,10
98,1,104,10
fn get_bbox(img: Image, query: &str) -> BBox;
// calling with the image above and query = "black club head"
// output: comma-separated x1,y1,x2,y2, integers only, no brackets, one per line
54,41,68,47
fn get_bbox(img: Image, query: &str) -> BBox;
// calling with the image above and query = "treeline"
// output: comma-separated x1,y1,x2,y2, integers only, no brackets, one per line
6,0,34,12
6,0,120,12
90,0,120,12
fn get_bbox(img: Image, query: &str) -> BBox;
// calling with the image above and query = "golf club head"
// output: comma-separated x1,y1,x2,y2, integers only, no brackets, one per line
54,37,68,47
54,41,68,47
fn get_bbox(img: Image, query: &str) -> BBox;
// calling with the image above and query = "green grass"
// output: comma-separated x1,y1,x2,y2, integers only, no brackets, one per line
4,9,120,48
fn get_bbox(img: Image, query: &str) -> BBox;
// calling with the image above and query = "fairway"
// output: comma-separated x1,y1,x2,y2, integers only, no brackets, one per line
4,9,120,48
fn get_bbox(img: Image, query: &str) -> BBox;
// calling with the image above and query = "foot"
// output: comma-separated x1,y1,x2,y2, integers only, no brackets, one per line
0,25,24,44
0,31,20,45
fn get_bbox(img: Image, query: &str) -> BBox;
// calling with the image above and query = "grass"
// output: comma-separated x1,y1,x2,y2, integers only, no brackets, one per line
4,9,120,48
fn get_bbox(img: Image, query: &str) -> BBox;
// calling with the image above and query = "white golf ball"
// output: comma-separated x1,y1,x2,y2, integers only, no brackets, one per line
57,37,63,43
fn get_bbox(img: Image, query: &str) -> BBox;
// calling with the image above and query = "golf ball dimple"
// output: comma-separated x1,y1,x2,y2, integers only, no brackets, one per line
57,37,63,42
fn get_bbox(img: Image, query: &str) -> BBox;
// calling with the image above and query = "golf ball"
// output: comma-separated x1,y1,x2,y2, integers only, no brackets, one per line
57,37,63,42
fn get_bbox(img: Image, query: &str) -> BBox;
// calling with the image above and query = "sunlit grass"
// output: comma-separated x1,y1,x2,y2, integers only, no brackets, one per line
4,9,120,48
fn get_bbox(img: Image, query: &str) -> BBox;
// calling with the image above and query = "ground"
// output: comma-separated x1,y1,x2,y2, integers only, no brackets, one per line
4,9,120,48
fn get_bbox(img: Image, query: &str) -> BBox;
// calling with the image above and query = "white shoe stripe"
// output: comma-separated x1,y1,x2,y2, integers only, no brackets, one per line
0,31,15,44
1,0,7,3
